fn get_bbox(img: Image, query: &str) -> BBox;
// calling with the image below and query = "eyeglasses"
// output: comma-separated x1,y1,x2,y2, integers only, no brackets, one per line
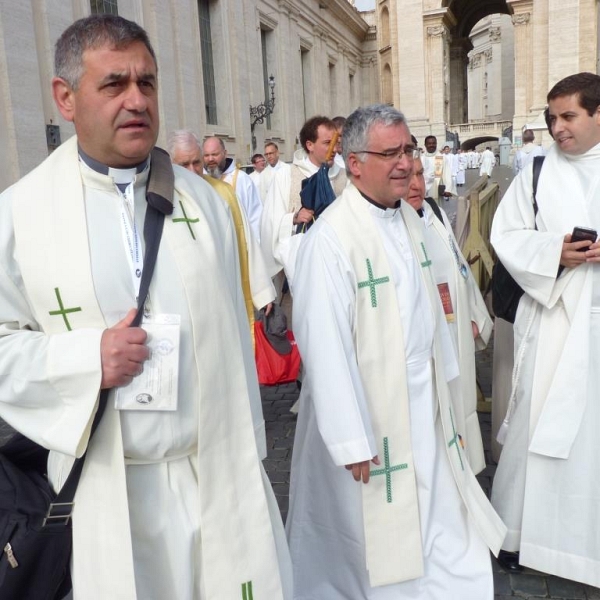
355,146,419,161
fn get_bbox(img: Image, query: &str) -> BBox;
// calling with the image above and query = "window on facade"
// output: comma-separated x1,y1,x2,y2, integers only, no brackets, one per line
329,63,336,116
380,7,390,48
90,0,118,15
198,0,218,125
382,63,393,105
301,48,310,120
261,29,272,130
349,72,355,108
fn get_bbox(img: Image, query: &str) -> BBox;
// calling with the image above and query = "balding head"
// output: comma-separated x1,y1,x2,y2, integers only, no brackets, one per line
522,129,535,143
203,136,227,177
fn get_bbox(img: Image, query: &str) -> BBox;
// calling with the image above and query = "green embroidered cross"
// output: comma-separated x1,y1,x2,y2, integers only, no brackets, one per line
447,408,464,471
241,581,254,600
370,436,408,503
48,287,81,332
357,258,390,308
420,242,432,268
173,200,199,240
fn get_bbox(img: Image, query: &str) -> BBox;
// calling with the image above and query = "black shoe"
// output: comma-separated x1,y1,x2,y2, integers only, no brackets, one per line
496,550,523,573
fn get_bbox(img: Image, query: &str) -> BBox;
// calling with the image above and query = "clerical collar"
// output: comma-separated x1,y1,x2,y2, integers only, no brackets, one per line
359,190,401,211
78,146,149,187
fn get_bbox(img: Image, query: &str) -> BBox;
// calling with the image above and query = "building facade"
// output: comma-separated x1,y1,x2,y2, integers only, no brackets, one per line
0,0,378,192
375,0,599,149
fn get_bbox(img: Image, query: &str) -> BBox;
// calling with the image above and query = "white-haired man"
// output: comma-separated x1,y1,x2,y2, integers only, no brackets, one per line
168,129,275,330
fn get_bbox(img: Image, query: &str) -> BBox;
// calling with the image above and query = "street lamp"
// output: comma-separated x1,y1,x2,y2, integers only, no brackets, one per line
250,75,276,151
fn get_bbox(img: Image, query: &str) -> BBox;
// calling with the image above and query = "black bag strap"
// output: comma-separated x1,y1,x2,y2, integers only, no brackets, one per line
532,155,544,221
49,148,174,515
423,196,444,224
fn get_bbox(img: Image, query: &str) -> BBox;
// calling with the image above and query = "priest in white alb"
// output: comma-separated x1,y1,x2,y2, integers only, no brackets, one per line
406,155,493,475
203,136,263,242
286,104,506,600
0,15,290,600
259,115,347,286
479,147,496,177
260,142,290,203
421,134,445,201
491,72,600,586
167,129,275,341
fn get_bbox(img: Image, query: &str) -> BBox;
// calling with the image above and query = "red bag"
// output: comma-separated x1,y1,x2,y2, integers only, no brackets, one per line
254,321,301,386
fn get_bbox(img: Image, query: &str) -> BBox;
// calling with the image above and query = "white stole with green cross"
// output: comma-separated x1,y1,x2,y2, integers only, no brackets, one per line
322,184,506,586
11,136,286,600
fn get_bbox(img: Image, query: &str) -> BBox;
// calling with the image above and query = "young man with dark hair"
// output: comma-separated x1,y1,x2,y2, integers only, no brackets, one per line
491,72,600,586
260,115,346,287
249,152,267,187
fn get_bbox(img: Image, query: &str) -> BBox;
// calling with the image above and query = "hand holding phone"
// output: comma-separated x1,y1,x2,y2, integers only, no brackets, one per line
571,226,597,252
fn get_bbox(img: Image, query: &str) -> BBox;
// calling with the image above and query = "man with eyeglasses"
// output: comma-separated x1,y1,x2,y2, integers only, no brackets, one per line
259,142,290,203
286,104,505,599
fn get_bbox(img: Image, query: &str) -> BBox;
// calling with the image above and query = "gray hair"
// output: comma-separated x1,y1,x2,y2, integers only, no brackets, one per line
55,14,157,90
342,104,407,173
167,129,201,157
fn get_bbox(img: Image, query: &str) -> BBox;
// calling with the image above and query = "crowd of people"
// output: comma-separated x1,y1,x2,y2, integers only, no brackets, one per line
0,12,598,600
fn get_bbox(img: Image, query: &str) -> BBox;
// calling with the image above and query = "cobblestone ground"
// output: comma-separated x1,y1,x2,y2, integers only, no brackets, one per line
261,345,600,599
2,387,598,598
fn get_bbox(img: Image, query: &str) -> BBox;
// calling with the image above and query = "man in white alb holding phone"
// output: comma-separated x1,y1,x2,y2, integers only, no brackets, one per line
490,72,600,587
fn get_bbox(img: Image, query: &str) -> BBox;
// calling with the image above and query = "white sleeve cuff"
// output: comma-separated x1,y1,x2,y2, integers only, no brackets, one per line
46,328,103,457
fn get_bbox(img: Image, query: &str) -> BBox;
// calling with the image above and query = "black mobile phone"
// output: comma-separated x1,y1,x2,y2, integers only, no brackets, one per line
571,226,598,251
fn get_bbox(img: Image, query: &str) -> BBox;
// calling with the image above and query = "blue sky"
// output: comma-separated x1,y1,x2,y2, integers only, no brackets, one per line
354,0,375,10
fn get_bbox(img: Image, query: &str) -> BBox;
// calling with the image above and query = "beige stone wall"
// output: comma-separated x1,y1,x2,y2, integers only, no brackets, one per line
467,14,514,122
0,0,377,192
376,0,598,149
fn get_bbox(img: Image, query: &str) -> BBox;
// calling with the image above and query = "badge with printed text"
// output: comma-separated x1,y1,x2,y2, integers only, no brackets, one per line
115,314,181,411
437,283,455,323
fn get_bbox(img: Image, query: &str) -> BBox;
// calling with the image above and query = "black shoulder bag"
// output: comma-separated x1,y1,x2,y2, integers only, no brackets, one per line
0,147,174,600
491,155,545,323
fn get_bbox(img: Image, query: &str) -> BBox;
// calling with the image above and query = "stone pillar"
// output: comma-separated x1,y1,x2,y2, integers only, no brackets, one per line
530,0,549,113
0,2,50,192
509,0,534,131
467,51,484,121
449,39,470,125
424,22,448,129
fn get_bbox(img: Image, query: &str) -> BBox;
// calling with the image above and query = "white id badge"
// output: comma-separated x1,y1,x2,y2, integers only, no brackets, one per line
115,314,181,411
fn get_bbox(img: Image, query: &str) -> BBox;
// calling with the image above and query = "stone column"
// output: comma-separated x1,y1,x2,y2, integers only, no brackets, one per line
509,0,534,131
530,0,549,113
0,2,50,191
467,51,484,121
424,22,448,129
449,39,470,125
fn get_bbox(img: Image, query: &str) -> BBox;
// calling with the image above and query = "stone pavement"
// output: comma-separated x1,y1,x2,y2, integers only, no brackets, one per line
261,348,600,600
